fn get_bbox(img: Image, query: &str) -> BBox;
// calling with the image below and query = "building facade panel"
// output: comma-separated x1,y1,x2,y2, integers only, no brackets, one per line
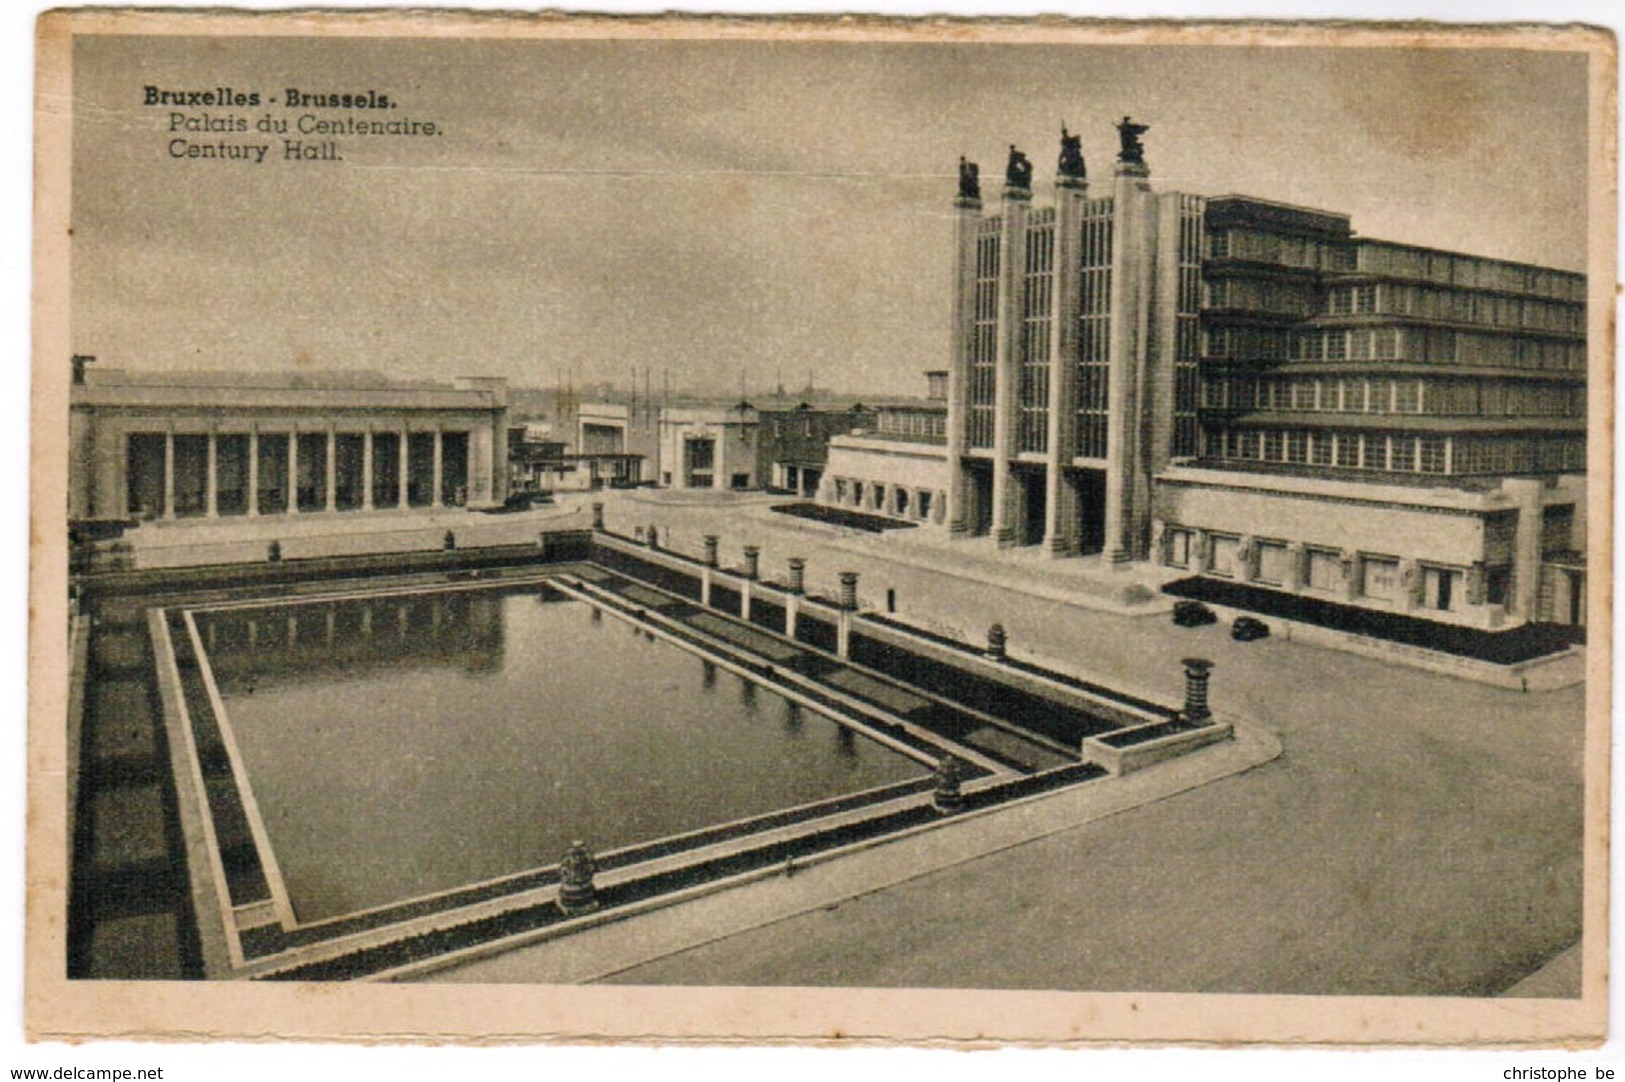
70,372,510,522
821,437,949,525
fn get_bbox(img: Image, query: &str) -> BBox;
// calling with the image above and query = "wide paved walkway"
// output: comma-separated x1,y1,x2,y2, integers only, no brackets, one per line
551,491,1587,995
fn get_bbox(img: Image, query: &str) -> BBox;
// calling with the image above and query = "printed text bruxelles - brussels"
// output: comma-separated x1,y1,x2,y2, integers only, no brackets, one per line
143,86,398,109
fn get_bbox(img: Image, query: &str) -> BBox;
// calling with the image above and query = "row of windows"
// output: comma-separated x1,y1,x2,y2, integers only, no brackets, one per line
1203,375,1585,418
1018,227,1055,455
1076,208,1114,460
1354,243,1586,301
1206,324,1584,371
1202,325,1293,361
967,231,1001,449
1213,426,1448,473
1204,276,1317,318
1165,529,1491,610
1209,426,1585,475
1451,435,1588,475
971,215,1582,303
1172,203,1204,458
1207,228,1356,272
1293,326,1401,361
1324,283,1584,335
874,409,947,440
828,477,940,522
1025,220,1055,274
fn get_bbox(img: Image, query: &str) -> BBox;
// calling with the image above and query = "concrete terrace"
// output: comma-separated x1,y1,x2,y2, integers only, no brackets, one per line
521,489,1585,995
78,489,1586,995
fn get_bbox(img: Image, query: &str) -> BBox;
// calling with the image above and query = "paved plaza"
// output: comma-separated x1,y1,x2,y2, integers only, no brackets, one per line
566,490,1585,995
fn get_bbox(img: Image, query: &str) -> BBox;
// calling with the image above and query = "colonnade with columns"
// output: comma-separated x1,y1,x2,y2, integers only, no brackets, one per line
115,420,494,520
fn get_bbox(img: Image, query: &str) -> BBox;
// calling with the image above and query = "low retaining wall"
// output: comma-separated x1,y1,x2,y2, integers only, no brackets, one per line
854,615,1177,731
1081,720,1234,776
75,533,592,602
1280,619,1584,691
1188,599,1584,691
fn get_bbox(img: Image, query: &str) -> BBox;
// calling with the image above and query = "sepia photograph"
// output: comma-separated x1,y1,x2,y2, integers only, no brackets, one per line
26,7,1615,1049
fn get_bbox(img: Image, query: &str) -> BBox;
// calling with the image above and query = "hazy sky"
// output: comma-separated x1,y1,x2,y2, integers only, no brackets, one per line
70,33,1590,397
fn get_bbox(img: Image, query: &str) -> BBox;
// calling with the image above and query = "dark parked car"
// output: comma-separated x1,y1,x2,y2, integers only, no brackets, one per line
1231,616,1271,642
1172,600,1217,627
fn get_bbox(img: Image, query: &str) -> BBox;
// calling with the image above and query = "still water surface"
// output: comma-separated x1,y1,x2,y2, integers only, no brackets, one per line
199,584,922,922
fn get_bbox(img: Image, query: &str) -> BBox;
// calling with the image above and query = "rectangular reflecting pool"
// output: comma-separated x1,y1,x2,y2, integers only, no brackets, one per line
194,583,925,924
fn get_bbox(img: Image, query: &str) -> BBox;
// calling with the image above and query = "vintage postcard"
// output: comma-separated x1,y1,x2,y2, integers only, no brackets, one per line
27,9,1615,1047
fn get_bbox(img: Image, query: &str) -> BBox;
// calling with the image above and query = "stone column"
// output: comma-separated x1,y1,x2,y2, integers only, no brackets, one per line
743,545,760,581
1235,536,1256,583
1400,559,1422,611
246,426,260,517
431,427,443,507
1044,173,1088,556
945,185,983,538
1193,529,1212,573
469,422,495,508
362,429,375,511
325,426,337,512
991,177,1030,548
205,429,219,518
1103,157,1157,566
1286,542,1306,592
1465,562,1487,607
1141,192,1187,517
702,534,719,568
287,428,299,515
398,425,410,509
1181,658,1213,722
1341,550,1362,602
1506,477,1545,620
787,557,806,595
162,429,175,520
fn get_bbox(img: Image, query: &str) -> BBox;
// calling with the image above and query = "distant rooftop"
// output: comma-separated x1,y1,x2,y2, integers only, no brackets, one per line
71,367,508,409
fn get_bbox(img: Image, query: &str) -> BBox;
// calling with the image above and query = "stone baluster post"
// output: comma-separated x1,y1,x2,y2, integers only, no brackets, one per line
839,570,860,611
837,570,860,659
785,557,806,639
557,840,600,916
1181,658,1214,723
698,533,718,608
740,544,760,618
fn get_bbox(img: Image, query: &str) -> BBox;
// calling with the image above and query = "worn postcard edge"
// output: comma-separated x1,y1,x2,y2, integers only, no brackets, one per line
24,7,1618,1048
